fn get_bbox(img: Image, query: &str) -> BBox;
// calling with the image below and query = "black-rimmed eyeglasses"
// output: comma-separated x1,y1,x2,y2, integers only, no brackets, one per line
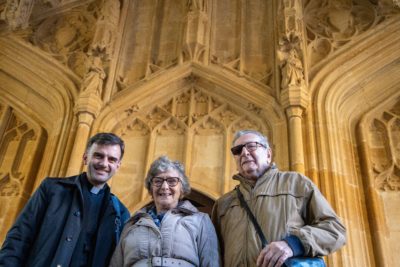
151,177,181,187
230,142,266,156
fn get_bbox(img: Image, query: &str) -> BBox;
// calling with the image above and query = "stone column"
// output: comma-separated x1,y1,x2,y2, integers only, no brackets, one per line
285,106,305,173
66,93,102,176
277,0,309,173
66,0,118,174
280,84,308,173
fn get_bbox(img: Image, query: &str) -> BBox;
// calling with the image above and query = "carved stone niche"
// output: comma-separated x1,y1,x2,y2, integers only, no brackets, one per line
366,101,400,191
0,104,45,243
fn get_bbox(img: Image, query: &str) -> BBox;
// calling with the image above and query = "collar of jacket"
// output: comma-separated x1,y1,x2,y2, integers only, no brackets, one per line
57,172,110,191
132,200,198,223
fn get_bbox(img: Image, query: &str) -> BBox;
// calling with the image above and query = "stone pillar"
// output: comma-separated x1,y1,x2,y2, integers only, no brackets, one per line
66,90,103,176
277,0,309,173
285,106,305,173
66,0,118,174
280,83,308,173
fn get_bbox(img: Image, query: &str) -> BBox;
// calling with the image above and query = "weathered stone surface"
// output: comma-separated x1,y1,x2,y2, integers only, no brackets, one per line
0,0,399,266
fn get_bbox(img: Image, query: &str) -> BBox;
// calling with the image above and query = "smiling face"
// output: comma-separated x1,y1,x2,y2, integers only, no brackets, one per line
233,133,272,183
151,168,183,214
83,143,122,188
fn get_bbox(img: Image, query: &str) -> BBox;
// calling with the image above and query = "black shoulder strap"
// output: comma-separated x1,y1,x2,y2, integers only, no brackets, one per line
235,186,268,248
111,195,122,244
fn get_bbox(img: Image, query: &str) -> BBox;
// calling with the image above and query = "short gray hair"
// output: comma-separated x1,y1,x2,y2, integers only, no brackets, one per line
144,155,191,196
232,130,270,149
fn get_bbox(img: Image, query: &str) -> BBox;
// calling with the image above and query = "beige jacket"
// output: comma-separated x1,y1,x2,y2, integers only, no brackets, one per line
109,200,221,267
212,167,346,267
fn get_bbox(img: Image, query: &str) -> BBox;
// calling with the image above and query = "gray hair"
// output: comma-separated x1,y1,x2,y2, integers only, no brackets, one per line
232,130,270,149
144,155,191,196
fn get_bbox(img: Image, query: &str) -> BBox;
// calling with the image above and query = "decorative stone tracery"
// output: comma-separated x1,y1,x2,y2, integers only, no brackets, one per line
0,104,45,242
367,99,400,191
112,85,271,205
304,0,400,68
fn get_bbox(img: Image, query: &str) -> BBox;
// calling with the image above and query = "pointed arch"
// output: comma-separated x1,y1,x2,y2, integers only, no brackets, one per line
309,17,400,267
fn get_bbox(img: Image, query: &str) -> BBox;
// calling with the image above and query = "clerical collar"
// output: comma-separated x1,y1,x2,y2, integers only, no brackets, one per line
90,186,102,194
81,173,104,195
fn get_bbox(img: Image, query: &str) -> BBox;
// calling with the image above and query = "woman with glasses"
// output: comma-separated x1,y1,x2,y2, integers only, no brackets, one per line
109,156,220,267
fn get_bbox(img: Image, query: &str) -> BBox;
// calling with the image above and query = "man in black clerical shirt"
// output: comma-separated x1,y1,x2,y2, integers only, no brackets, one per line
0,133,130,267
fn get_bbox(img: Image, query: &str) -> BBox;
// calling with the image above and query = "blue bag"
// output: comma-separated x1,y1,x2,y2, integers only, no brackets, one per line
284,257,325,267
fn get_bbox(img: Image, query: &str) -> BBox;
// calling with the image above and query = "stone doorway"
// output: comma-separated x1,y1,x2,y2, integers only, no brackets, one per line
183,189,215,216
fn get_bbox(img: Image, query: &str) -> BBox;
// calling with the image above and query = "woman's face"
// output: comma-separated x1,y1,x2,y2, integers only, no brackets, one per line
151,168,183,213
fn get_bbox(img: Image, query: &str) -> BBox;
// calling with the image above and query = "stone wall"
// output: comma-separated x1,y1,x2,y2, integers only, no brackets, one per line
0,0,399,266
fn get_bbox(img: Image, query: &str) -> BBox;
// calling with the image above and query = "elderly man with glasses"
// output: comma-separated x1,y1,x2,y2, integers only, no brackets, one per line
212,130,346,267
109,155,221,267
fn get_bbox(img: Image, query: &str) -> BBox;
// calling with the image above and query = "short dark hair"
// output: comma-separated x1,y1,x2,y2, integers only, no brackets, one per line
145,155,191,197
86,132,125,160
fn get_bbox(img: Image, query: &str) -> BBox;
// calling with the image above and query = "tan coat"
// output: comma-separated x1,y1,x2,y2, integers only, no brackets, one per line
212,167,346,267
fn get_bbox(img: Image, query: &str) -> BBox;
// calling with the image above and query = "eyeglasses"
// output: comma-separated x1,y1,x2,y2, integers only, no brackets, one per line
151,177,181,187
230,142,266,156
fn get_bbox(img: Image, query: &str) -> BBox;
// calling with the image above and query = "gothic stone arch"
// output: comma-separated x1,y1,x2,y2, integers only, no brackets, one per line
309,18,400,267
93,66,287,211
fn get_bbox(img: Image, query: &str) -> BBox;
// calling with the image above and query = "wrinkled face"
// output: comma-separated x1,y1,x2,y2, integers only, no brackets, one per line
233,133,272,182
83,143,122,188
151,169,182,213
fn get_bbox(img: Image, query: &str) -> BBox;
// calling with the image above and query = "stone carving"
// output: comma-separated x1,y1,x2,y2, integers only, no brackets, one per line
156,117,186,136
304,0,400,67
213,105,239,128
193,116,224,135
368,100,400,191
30,6,97,77
246,103,262,115
375,165,400,191
278,31,305,89
80,55,106,96
0,108,38,197
280,48,304,88
120,118,149,137
91,0,120,59
175,91,191,124
145,107,170,129
0,0,34,30
231,116,263,134
124,104,139,116
187,0,207,12
182,0,208,63
0,174,20,197
192,91,209,123
118,86,269,145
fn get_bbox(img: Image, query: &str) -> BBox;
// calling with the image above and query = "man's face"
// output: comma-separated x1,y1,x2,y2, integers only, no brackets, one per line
83,143,122,188
233,133,272,182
